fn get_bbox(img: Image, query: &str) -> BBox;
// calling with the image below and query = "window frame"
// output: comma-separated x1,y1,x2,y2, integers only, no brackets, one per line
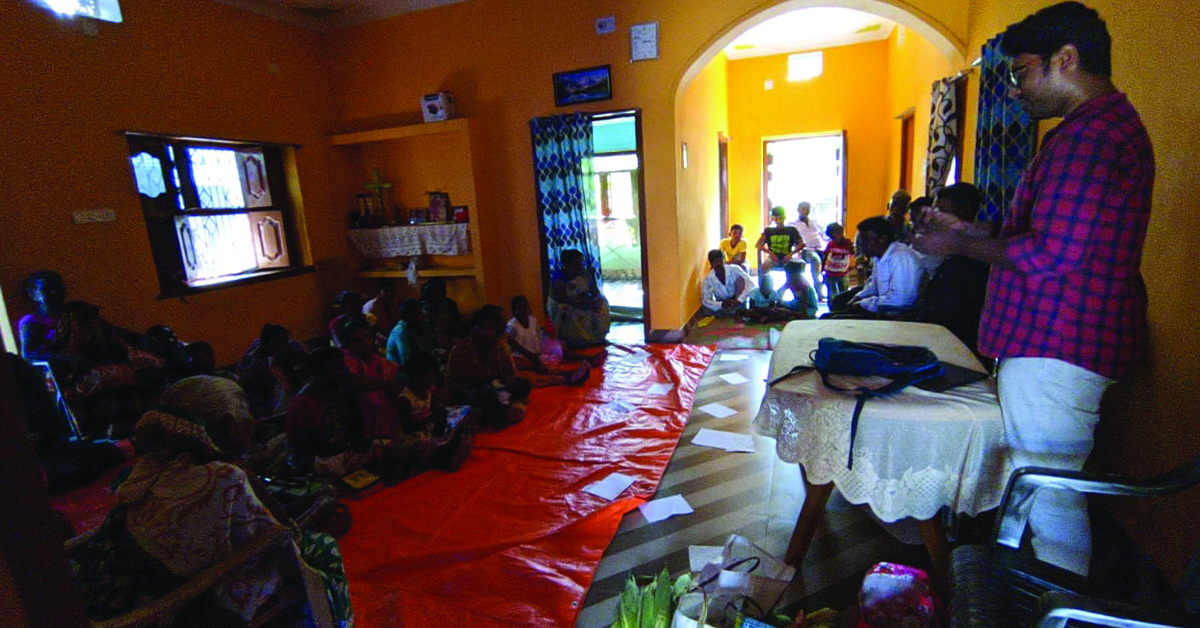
125,132,312,299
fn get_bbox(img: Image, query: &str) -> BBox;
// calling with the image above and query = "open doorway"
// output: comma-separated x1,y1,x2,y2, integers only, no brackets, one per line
763,132,845,230
591,111,645,323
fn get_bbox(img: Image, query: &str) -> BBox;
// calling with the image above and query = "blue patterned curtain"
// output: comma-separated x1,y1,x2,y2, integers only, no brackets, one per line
530,113,602,291
973,36,1037,223
925,77,959,195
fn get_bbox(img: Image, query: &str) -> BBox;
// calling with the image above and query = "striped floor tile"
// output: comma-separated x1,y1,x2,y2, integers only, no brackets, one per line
574,348,932,627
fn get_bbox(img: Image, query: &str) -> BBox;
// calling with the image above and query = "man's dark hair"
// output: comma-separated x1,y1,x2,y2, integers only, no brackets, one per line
1000,1,1112,78
560,249,584,266
935,183,983,222
469,307,498,329
338,314,369,339
511,295,529,310
707,249,724,264
908,196,934,212
857,216,896,242
398,298,423,320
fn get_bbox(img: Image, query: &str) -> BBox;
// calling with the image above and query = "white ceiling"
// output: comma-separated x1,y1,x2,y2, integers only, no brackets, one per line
212,0,468,31
724,7,895,61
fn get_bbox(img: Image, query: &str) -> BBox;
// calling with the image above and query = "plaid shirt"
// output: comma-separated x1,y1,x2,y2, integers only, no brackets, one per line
978,92,1154,379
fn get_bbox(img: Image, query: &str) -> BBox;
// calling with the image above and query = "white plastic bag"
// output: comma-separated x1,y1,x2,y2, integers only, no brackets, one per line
670,592,719,628
694,535,795,617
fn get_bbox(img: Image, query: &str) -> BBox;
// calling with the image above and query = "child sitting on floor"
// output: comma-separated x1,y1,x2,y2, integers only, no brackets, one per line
505,296,595,386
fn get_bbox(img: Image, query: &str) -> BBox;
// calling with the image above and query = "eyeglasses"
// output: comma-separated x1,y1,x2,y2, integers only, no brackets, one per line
1007,59,1040,87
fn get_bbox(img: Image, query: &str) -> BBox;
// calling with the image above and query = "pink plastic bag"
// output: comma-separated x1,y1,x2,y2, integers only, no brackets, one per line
855,562,943,628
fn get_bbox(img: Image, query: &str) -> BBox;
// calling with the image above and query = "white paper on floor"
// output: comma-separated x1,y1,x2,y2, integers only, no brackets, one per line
718,354,750,362
692,428,756,453
688,545,724,572
697,402,737,419
647,382,674,395
718,372,750,385
638,494,694,523
583,472,637,501
606,399,637,414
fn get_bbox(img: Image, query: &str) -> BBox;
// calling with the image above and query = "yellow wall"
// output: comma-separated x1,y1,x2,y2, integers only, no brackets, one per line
726,41,891,262
963,0,1200,581
883,24,957,197
0,0,345,365
675,53,730,320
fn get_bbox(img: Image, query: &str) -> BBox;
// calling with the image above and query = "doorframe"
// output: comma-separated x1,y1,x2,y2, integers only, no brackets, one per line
718,132,730,237
532,109,650,334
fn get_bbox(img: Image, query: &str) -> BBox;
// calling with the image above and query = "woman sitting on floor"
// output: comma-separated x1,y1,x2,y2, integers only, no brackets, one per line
446,308,532,429
289,346,471,480
70,375,353,628
386,299,436,384
235,323,310,419
420,278,467,354
546,249,611,348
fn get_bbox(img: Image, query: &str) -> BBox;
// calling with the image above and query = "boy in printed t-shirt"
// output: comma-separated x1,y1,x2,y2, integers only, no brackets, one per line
822,223,854,299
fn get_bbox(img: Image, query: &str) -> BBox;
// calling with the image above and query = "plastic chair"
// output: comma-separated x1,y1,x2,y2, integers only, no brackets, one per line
949,455,1200,627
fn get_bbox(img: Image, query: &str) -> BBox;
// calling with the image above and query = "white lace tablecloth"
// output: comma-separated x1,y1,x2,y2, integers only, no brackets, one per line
754,320,1010,522
348,223,469,258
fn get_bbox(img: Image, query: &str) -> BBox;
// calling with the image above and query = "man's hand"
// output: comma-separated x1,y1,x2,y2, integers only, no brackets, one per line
913,229,963,256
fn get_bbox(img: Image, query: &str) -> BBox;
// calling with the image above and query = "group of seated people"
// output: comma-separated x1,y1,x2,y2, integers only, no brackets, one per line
706,183,993,356
11,247,614,627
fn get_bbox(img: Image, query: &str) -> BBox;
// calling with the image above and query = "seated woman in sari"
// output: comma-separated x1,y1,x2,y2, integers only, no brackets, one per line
289,346,471,480
70,375,353,627
235,324,310,419
546,249,611,348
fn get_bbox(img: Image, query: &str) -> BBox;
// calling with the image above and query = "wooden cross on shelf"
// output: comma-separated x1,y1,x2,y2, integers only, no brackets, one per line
363,168,393,217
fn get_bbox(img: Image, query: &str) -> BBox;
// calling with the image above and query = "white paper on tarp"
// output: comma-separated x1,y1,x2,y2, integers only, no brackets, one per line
638,494,694,523
583,472,636,501
688,545,724,572
647,382,675,395
691,428,756,453
719,372,750,385
718,354,749,362
697,402,737,419
695,534,795,613
606,399,637,415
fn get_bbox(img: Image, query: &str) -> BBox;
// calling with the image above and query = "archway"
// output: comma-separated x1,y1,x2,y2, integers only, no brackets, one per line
671,0,967,311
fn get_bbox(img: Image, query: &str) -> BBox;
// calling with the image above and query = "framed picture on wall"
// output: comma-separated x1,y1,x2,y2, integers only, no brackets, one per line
409,208,427,225
553,65,613,107
427,191,450,223
452,205,469,223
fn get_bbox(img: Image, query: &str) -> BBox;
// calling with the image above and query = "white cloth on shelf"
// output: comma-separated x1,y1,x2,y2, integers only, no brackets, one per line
348,223,469,258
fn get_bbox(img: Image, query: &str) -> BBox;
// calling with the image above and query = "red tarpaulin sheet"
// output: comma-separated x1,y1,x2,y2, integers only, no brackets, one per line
338,343,715,627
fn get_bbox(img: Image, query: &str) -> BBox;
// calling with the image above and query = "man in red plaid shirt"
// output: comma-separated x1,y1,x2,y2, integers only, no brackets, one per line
916,2,1154,576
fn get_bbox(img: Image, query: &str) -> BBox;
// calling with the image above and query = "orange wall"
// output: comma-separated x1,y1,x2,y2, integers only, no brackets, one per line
0,0,346,365
726,41,890,263
321,0,971,330
675,53,730,320
966,0,1200,579
883,24,957,197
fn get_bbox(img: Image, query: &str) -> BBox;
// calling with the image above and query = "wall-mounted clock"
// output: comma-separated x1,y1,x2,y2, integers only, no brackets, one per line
630,22,658,62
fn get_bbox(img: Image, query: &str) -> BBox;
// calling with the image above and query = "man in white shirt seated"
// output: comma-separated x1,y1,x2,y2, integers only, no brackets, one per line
701,249,754,317
826,216,923,318
789,201,829,300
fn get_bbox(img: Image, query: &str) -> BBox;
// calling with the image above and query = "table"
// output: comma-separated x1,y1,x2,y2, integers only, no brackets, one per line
753,319,1009,578
348,223,469,258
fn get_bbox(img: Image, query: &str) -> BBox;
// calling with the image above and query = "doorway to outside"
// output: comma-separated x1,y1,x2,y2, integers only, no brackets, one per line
591,112,645,323
761,132,845,288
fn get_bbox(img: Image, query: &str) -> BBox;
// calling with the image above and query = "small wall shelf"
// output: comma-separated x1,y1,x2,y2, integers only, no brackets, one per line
331,118,486,305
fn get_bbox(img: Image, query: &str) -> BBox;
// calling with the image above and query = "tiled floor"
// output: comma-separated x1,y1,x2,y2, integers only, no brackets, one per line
573,347,930,627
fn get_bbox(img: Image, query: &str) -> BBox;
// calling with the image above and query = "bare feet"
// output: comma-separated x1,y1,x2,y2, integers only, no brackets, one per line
566,363,591,386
